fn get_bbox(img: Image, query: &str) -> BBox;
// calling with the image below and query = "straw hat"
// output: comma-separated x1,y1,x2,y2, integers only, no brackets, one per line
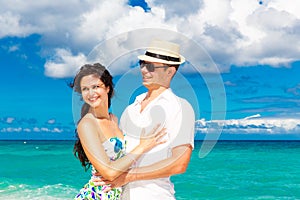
138,39,185,65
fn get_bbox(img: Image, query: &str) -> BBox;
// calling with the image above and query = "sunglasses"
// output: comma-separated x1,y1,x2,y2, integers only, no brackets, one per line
139,60,169,72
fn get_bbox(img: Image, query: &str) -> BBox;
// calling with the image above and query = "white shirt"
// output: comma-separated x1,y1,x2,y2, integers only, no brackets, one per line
119,89,195,200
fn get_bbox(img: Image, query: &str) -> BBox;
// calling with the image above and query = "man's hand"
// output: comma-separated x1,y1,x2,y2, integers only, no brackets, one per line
92,172,131,192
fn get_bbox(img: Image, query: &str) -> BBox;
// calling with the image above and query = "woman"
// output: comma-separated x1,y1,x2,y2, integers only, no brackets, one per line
70,63,166,199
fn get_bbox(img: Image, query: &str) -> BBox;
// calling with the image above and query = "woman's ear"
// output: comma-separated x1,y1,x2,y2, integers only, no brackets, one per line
106,86,110,94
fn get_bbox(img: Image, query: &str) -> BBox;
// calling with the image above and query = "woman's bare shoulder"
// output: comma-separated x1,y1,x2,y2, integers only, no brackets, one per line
78,114,97,129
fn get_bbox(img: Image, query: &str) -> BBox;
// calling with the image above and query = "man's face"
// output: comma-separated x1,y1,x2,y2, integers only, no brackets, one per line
139,60,170,89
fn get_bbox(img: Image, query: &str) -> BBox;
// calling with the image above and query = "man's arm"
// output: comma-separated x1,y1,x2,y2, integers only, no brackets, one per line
129,144,192,180
94,144,192,189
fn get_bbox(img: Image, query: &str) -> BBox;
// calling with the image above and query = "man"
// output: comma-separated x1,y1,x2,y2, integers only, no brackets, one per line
97,39,195,199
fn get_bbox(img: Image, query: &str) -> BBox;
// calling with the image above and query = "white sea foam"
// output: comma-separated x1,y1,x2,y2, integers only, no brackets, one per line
0,183,78,200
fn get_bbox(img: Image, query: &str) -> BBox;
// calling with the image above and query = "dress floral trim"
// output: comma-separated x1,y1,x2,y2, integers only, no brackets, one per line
74,180,122,200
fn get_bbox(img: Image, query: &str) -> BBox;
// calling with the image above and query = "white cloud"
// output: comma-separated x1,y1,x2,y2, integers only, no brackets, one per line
8,45,19,52
24,128,31,132
224,81,236,87
0,127,66,133
52,128,63,133
0,116,72,135
0,1,94,37
196,114,300,135
268,0,300,18
44,48,87,78
1,0,300,77
41,127,49,132
1,127,22,132
47,119,56,124
243,114,261,120
0,12,36,37
6,117,15,123
33,127,40,132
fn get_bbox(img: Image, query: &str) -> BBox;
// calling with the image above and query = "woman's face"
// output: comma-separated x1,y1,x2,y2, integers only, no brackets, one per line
80,74,110,109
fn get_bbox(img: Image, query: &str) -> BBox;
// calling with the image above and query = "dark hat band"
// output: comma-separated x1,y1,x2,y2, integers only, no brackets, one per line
145,51,180,62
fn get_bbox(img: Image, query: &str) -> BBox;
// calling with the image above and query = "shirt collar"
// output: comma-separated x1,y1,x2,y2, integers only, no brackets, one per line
134,88,174,105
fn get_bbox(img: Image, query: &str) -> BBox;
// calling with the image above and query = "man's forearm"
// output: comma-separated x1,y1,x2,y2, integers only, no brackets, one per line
128,145,192,182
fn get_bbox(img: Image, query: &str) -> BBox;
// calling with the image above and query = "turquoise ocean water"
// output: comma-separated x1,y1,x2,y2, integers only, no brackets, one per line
1,140,300,200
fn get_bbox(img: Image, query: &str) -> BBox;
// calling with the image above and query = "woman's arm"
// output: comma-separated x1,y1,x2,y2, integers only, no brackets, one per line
78,118,166,181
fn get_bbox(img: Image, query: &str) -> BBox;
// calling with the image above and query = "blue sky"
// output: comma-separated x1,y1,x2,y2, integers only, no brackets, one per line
1,0,300,140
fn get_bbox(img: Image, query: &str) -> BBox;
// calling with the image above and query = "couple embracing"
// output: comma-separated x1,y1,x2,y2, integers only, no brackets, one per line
71,39,195,200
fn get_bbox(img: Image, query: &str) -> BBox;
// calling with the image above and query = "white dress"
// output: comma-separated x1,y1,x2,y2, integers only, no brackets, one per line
74,136,126,200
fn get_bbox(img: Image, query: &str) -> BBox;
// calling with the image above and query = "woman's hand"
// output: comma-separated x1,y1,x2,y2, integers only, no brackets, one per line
139,124,167,153
92,172,131,192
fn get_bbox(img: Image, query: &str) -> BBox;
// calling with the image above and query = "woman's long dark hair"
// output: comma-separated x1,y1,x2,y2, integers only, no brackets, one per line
69,63,114,171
